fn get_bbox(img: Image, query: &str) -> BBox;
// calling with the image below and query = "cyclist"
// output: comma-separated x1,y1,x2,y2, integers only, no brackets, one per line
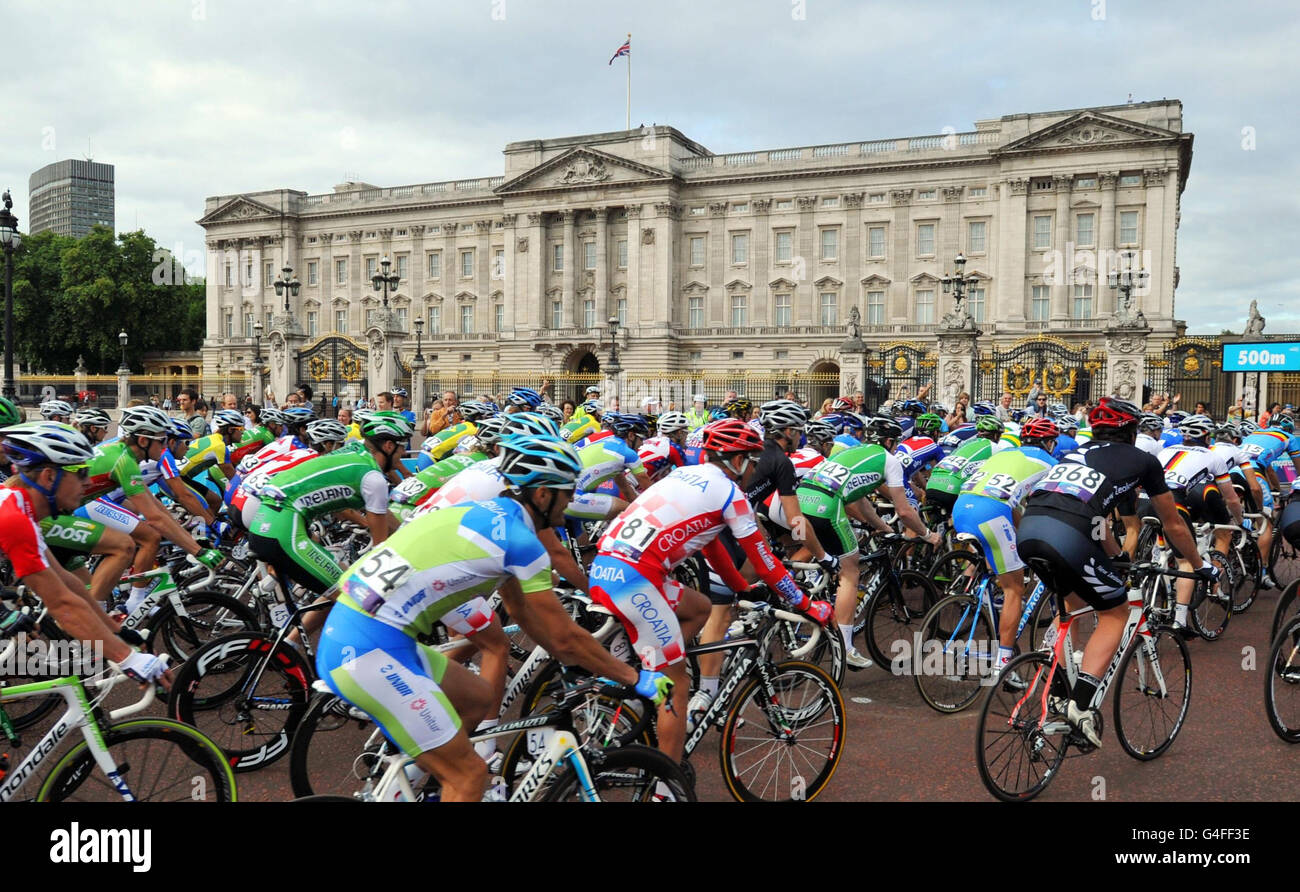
760,418,836,535
0,422,168,686
925,414,1006,518
414,400,494,471
504,386,543,414
1157,413,1244,634
77,405,224,613
952,416,1060,675
39,400,74,424
893,398,928,438
1052,413,1081,458
317,434,670,801
895,412,946,510
637,411,690,483
796,415,943,669
1228,415,1300,589
150,417,218,538
1016,397,1216,747
591,418,832,762
1214,422,1265,523
176,408,247,513
1135,413,1165,456
1161,411,1187,448
225,420,347,534
73,408,113,445
229,406,286,466
560,399,603,444
822,411,866,456
390,416,505,524
248,413,411,608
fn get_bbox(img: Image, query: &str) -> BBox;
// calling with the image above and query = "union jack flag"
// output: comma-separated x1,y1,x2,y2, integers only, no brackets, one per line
608,38,630,65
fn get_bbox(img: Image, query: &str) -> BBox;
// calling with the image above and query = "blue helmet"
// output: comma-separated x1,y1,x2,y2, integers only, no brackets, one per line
896,399,927,417
823,412,865,435
502,412,561,440
283,406,315,427
170,418,195,440
497,435,582,490
1271,414,1295,434
708,407,729,421
508,387,543,409
972,401,998,417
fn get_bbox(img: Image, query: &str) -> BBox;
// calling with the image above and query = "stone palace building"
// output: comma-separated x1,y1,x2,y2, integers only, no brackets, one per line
199,99,1193,411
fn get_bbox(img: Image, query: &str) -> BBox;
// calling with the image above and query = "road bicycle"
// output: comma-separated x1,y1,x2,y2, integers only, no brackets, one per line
0,625,236,801
1138,516,1233,641
854,532,940,667
975,560,1201,802
291,678,693,802
1264,613,1300,742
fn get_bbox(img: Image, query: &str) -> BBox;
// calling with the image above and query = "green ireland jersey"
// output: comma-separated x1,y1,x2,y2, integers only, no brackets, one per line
927,437,996,497
389,451,486,522
251,448,389,522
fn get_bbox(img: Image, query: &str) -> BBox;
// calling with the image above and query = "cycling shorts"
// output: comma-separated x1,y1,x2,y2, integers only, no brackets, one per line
1017,511,1127,612
1166,483,1228,560
317,603,460,756
588,555,685,671
952,495,1021,575
924,487,957,518
239,493,263,532
1281,499,1300,549
796,486,859,558
74,498,142,534
565,492,617,522
40,515,107,571
248,512,341,596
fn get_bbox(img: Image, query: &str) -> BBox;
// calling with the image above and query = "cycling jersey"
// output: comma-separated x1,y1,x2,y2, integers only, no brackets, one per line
560,415,601,445
762,447,825,528
591,462,801,668
744,439,799,514
953,446,1057,575
1157,444,1232,493
1135,433,1164,456
416,458,507,516
895,435,943,505
1052,433,1080,459
1159,428,1183,448
1239,430,1300,471
960,446,1057,509
0,487,52,578
229,444,318,526
937,425,977,452
390,452,486,523
178,432,232,482
576,435,644,494
415,421,476,470
927,437,998,500
82,441,147,504
829,434,861,457
229,426,273,466
1024,439,1170,521
795,444,902,555
637,436,685,481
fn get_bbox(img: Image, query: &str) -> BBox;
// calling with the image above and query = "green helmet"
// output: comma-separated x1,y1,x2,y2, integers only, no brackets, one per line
361,411,414,441
914,412,943,435
0,397,22,427
975,414,1003,434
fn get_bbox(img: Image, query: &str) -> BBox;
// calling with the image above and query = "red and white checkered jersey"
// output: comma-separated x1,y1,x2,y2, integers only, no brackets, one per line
788,446,825,479
0,487,51,579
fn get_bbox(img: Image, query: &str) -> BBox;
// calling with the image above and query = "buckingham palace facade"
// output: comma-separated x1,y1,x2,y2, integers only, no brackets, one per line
199,99,1192,406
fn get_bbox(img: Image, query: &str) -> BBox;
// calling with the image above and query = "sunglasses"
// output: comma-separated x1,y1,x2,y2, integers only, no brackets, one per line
63,465,89,480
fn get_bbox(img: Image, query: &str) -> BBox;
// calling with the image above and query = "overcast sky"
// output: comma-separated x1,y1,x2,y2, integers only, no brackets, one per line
5,0,1297,334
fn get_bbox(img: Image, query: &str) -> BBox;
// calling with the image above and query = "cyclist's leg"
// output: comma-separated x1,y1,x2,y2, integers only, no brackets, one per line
802,501,859,651
438,597,508,742
75,498,159,608
249,514,340,639
695,528,749,694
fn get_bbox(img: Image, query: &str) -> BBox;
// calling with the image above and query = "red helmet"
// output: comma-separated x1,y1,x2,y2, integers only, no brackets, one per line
1020,417,1060,441
830,396,855,412
1088,396,1141,430
700,418,763,455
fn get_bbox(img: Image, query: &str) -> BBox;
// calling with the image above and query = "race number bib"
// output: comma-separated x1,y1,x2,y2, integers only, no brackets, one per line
608,517,661,560
392,476,427,503
1240,443,1266,459
1036,462,1107,503
962,470,1017,500
352,546,414,614
809,461,851,493
937,454,969,474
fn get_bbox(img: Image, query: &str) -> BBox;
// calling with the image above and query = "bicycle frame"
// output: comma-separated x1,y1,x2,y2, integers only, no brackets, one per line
118,559,218,633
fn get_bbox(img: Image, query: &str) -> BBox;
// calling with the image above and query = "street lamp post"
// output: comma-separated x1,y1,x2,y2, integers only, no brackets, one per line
371,256,400,310
273,266,301,313
1107,250,1149,323
413,317,424,363
604,316,622,408
0,190,22,401
252,320,265,404
117,330,129,374
940,252,980,325
115,330,130,408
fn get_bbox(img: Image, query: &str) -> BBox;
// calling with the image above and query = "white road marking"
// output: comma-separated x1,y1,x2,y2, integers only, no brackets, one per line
851,696,872,705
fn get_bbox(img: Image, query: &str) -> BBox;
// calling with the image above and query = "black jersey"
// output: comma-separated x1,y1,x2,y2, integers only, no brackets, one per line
744,439,798,509
1024,439,1169,520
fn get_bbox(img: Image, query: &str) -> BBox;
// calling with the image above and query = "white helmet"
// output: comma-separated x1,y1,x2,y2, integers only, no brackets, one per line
759,399,809,431
213,409,246,429
657,411,690,434
73,407,112,428
1178,413,1214,442
2,421,94,467
119,405,175,437
39,400,74,420
306,419,349,445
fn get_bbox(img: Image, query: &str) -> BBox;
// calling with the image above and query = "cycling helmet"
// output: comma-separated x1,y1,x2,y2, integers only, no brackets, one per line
1048,403,1069,417
1178,413,1214,441
39,400,74,421
73,408,112,429
2,421,94,468
584,386,601,396
823,412,865,436
975,414,1003,434
1166,410,1188,427
913,413,943,435
707,407,729,421
456,401,495,423
259,407,287,427
361,412,414,441
580,399,604,418
0,397,19,427
502,412,562,440
722,397,754,419
1214,422,1240,441
535,403,565,424
700,418,764,455
1020,417,1060,442
865,415,904,443
353,408,374,423
170,418,195,440
1137,413,1164,433
759,399,809,431
1010,408,1027,423
830,396,856,413
1088,396,1141,430
507,387,543,409
306,419,349,445
929,403,949,419
118,405,174,438
497,435,582,490
1056,414,1080,434
1271,414,1296,434
473,415,509,447
282,406,316,428
213,409,246,430
392,387,408,398
972,401,998,418
657,412,690,434
1239,419,1260,435
805,419,838,445
896,399,927,417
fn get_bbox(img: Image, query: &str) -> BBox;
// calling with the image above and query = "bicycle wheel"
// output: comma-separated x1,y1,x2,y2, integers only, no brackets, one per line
928,548,986,598
975,651,1070,802
1190,551,1232,641
37,718,237,801
1265,615,1300,742
145,591,261,664
718,660,845,802
914,594,998,713
861,569,936,667
1270,578,1300,645
169,632,313,772
1113,625,1192,760
542,743,696,802
289,691,391,798
759,614,846,687
892,537,937,575
1022,583,1059,653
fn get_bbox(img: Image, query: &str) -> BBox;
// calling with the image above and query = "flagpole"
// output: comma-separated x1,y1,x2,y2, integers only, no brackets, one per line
626,32,631,131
